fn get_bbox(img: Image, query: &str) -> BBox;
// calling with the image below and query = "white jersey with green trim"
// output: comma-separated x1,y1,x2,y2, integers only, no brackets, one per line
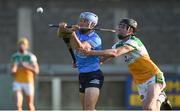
11,51,37,83
112,35,149,64
112,35,161,84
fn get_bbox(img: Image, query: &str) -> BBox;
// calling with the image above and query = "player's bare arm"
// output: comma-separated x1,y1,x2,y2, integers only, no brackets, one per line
113,45,134,57
57,22,69,37
71,32,91,50
79,45,134,57
79,48,117,57
11,64,18,74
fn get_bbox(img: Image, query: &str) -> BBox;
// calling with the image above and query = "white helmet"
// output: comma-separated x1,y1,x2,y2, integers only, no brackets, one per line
79,12,98,28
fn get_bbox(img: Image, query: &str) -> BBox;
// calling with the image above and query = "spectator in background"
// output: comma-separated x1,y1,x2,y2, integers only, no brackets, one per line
10,37,39,111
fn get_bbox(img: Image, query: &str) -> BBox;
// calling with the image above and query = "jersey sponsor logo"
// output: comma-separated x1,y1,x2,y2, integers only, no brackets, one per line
147,80,153,85
124,55,134,63
89,79,100,84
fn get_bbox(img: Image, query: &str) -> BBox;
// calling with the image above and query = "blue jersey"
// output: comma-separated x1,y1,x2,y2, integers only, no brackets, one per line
74,30,102,73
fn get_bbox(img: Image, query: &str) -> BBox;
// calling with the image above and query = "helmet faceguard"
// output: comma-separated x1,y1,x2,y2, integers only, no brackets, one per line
79,12,98,28
117,18,138,40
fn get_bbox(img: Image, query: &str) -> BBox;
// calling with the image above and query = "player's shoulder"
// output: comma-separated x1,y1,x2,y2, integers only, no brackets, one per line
88,31,101,42
86,31,102,48
27,51,37,58
127,35,140,42
88,30,100,38
27,51,38,62
112,40,124,49
112,35,142,49
126,35,143,45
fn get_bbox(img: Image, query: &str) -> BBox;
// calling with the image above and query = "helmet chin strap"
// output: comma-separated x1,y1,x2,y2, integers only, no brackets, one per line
79,29,91,34
80,22,94,34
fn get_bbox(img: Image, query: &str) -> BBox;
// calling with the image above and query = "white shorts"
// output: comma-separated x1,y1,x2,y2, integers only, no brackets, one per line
13,82,34,96
137,73,166,101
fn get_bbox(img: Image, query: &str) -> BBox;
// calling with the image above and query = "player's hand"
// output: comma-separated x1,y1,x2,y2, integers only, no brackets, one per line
57,22,72,38
71,25,80,31
59,22,67,32
20,62,30,69
62,24,80,35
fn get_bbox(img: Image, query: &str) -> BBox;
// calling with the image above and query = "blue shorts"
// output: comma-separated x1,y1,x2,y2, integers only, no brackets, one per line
79,69,104,93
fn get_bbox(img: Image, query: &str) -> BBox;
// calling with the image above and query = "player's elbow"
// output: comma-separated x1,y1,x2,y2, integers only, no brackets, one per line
34,66,39,75
11,70,16,74
11,68,17,74
34,70,39,75
35,68,40,74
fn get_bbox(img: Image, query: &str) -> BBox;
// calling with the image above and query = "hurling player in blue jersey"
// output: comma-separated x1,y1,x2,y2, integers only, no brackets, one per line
58,12,103,110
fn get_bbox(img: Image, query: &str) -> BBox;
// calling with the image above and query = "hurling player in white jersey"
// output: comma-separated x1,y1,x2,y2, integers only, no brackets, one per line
10,37,39,111
79,18,172,110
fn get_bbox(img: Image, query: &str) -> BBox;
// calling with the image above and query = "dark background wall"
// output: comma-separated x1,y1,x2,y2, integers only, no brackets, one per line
0,0,179,64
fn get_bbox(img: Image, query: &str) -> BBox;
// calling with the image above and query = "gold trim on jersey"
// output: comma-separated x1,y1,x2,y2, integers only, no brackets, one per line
128,55,162,84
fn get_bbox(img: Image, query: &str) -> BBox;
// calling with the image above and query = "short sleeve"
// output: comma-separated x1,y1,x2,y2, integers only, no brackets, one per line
30,54,37,63
124,39,138,50
112,40,135,51
11,53,19,64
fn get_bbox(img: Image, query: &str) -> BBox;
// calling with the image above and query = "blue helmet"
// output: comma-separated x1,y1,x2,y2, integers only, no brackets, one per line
79,12,98,28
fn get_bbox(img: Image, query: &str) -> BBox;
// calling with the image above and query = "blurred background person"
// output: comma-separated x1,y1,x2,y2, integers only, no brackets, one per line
10,37,39,111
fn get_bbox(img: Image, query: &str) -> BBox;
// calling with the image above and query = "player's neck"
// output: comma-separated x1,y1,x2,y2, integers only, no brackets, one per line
85,30,93,35
80,29,93,35
121,36,129,42
122,34,134,41
18,49,28,54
